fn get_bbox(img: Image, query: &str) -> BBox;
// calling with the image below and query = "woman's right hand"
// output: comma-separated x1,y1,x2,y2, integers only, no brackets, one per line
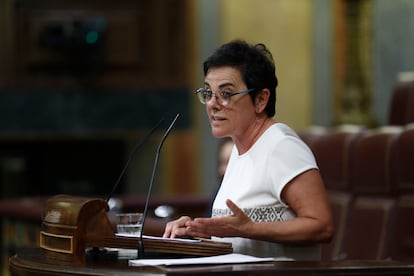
162,216,193,238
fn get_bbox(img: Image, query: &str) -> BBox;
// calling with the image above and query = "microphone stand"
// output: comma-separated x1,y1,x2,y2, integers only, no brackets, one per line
138,113,180,258
105,119,164,203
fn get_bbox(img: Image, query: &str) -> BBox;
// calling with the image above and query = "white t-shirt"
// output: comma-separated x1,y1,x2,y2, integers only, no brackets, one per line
211,123,321,260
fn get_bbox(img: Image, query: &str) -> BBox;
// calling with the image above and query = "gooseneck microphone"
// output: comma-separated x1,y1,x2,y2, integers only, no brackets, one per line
106,118,164,203
138,113,180,258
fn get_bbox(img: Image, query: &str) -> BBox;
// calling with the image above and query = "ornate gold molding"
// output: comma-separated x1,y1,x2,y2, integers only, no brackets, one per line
335,0,376,127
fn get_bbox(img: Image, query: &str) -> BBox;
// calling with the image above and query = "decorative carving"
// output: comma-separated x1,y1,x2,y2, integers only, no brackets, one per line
335,0,376,127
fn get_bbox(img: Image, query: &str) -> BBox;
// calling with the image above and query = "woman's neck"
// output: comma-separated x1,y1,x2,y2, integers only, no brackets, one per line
234,116,275,155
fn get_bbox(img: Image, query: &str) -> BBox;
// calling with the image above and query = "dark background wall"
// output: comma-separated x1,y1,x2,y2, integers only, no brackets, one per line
0,0,196,198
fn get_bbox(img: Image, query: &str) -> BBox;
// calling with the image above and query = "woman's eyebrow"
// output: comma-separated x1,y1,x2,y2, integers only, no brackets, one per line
203,81,235,89
218,83,235,89
210,83,235,89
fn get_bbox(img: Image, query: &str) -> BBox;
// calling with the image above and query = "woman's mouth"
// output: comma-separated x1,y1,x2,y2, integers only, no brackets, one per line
212,115,226,121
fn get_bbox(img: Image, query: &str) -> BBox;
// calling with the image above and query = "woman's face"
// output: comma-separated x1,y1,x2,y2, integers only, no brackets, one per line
204,66,257,138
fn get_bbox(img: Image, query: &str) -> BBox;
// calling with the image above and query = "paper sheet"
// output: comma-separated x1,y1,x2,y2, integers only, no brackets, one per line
128,253,276,266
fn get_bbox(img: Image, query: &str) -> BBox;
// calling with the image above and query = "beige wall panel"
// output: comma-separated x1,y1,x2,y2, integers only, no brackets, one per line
219,0,313,130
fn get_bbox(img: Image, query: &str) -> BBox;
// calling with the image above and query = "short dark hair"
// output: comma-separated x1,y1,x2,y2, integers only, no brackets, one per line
203,40,278,117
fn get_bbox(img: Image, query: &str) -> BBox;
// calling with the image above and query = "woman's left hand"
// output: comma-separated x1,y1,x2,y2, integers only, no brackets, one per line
185,199,253,238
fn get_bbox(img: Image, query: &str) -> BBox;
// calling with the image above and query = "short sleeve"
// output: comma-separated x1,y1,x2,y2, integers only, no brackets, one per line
268,136,318,206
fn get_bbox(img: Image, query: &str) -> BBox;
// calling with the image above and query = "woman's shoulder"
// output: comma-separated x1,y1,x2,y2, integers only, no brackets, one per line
267,123,301,139
264,123,312,154
251,123,306,154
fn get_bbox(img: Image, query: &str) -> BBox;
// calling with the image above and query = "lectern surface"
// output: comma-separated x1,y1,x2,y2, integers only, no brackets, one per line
9,248,414,276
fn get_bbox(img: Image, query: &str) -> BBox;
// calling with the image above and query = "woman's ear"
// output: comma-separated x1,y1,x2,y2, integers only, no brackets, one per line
255,89,270,113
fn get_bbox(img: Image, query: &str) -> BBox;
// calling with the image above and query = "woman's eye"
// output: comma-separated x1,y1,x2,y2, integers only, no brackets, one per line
221,91,233,98
204,90,213,97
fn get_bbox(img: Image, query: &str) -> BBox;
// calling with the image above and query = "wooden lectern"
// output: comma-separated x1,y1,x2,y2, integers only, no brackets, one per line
39,195,233,266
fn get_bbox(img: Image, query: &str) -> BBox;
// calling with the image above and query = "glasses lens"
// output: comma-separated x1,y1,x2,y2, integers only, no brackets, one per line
196,88,207,104
195,88,234,106
219,92,232,106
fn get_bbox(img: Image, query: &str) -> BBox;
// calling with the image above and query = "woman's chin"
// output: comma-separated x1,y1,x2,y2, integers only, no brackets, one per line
212,130,228,138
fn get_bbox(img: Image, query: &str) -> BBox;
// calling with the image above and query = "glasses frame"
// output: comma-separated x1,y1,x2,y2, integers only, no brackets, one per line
195,87,256,106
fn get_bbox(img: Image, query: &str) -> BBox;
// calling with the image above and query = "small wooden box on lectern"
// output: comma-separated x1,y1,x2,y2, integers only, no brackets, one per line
39,195,115,265
39,195,233,266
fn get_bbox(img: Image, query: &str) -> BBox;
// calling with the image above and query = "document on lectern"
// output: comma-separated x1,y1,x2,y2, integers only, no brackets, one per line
128,253,277,266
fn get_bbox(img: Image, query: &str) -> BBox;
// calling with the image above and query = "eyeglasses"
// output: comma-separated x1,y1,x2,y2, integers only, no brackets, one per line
195,87,256,106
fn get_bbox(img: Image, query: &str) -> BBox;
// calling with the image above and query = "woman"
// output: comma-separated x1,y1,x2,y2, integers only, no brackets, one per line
163,40,333,260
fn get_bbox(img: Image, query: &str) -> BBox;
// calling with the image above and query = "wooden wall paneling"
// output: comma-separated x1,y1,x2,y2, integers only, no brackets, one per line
3,0,190,88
